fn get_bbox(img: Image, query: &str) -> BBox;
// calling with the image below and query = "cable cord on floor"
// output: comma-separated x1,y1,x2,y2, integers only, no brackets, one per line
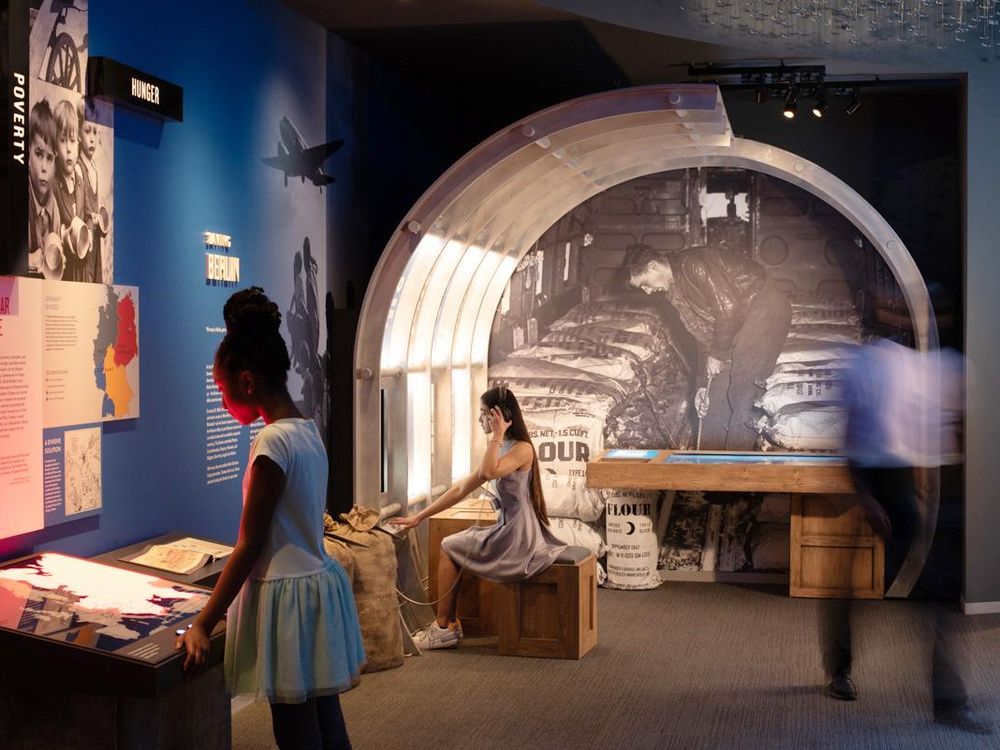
392,485,493,607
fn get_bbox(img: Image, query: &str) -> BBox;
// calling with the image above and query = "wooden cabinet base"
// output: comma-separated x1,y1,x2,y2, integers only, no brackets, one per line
0,664,230,750
428,500,499,636
790,494,885,599
498,553,598,659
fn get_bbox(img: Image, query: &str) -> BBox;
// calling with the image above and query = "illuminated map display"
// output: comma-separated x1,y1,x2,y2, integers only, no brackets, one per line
0,553,209,663
663,452,845,465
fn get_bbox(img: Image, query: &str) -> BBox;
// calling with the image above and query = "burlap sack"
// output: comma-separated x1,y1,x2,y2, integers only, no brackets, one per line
322,513,356,585
326,506,403,673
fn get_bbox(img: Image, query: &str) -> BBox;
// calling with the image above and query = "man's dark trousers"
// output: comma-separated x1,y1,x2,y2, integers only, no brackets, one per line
700,279,791,450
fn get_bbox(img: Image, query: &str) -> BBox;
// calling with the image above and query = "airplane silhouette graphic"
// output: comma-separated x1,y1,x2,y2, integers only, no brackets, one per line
262,116,343,192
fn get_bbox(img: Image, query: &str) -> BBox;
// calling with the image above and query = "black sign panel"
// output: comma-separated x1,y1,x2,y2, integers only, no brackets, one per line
86,56,183,122
1,0,29,275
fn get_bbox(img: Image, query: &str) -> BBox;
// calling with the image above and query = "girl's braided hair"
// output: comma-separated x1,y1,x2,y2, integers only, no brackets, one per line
215,286,290,390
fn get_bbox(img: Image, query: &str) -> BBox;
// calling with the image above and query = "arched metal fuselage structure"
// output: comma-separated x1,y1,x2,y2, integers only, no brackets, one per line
354,85,937,597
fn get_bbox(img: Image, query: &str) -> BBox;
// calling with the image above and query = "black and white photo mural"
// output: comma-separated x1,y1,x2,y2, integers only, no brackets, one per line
488,167,908,588
254,8,342,449
22,0,115,283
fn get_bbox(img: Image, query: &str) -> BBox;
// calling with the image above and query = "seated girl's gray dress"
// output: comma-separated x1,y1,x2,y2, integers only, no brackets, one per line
442,440,566,582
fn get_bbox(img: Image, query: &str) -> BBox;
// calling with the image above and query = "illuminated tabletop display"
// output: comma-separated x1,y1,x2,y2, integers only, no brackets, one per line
602,449,661,460
662,452,845,465
0,552,210,665
585,449,883,599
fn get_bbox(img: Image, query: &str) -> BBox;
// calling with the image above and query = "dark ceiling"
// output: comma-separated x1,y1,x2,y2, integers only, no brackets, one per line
283,0,764,89
282,0,774,148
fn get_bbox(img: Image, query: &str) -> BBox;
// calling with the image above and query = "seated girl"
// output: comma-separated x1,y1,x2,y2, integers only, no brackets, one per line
389,386,566,648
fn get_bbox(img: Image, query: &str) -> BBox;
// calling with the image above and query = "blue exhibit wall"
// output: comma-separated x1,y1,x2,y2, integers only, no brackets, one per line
324,35,463,510
0,1,367,560
325,36,461,310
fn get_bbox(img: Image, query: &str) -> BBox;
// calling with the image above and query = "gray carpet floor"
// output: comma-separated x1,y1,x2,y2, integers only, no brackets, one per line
232,583,1000,749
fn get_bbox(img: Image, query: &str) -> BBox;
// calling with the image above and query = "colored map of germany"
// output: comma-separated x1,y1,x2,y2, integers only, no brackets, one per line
93,288,138,418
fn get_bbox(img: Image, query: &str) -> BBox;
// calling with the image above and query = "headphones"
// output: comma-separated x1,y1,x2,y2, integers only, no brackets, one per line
496,384,513,422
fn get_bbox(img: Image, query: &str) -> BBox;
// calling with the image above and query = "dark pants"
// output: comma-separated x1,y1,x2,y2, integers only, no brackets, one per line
270,695,352,750
700,281,792,450
821,466,968,711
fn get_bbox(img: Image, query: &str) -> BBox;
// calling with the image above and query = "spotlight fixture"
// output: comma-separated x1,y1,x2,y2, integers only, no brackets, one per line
811,92,828,118
689,64,832,122
846,89,861,115
783,86,798,119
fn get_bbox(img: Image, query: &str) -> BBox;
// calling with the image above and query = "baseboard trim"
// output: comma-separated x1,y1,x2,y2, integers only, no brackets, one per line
961,597,1000,615
659,570,788,585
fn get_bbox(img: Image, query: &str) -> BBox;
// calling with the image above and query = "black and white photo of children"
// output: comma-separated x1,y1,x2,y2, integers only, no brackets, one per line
50,93,88,281
23,2,111,283
27,81,79,280
80,98,115,282
26,95,59,279
25,79,113,283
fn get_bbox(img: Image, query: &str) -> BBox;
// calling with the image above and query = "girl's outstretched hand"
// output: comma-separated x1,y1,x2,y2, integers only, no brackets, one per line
387,515,420,530
488,406,511,438
177,622,211,672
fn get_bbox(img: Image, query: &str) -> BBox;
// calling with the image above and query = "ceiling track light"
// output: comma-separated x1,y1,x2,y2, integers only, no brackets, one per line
782,85,798,119
846,89,861,115
812,93,829,118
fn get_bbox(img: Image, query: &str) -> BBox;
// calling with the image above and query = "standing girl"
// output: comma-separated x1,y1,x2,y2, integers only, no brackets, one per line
390,386,566,648
179,287,365,749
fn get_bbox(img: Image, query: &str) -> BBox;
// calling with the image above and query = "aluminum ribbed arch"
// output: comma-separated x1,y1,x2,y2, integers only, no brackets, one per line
354,84,935,597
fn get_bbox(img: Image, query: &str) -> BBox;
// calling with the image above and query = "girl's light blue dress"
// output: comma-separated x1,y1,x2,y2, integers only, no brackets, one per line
224,418,366,703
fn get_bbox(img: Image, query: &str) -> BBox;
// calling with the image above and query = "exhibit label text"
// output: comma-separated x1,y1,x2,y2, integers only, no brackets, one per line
130,77,160,106
203,232,232,249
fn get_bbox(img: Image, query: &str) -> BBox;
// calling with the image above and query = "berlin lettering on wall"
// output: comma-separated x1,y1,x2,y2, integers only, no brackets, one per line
204,231,240,287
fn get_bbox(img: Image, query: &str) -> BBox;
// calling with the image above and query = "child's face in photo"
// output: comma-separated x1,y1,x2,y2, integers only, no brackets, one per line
81,122,98,160
28,134,55,201
57,128,79,176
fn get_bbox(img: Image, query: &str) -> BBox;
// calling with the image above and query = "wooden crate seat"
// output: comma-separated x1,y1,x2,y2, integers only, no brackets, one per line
497,546,597,659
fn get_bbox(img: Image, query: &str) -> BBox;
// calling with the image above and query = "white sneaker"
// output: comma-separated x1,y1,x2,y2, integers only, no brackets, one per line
413,622,459,650
448,619,463,640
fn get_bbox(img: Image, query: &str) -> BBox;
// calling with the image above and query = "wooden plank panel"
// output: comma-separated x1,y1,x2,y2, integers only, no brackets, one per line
498,555,597,659
800,495,871,537
428,501,499,636
790,494,885,600
587,450,854,494
800,546,875,590
519,581,561,639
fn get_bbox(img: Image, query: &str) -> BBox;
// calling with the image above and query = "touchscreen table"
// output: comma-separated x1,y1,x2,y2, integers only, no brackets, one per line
585,449,882,601
0,552,221,695
663,452,845,465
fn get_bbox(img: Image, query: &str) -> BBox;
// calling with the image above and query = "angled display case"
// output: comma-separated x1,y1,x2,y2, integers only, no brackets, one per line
0,552,224,696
